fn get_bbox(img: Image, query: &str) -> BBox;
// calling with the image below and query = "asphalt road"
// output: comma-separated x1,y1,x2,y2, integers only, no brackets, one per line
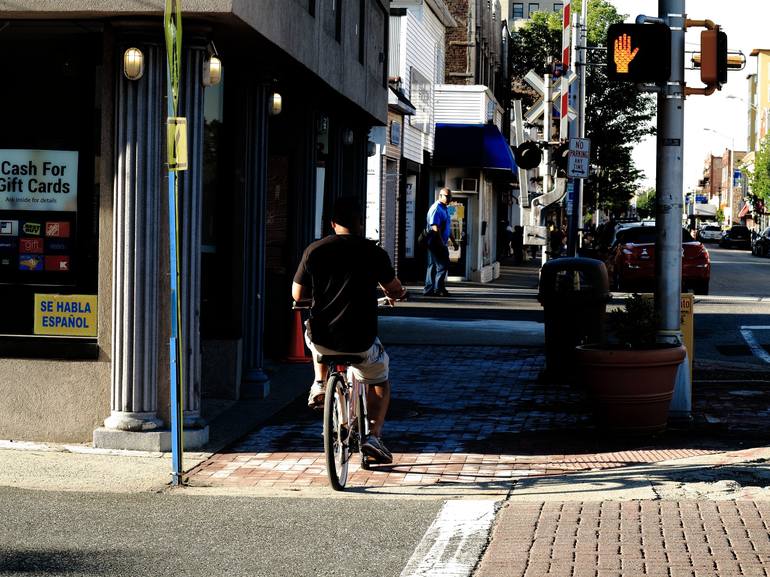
693,244,770,372
0,487,441,577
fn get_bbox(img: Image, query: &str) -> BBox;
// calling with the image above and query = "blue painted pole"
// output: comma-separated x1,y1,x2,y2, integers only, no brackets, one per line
165,0,185,486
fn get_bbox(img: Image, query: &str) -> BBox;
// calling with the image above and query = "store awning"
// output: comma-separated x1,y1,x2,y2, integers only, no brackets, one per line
433,123,517,173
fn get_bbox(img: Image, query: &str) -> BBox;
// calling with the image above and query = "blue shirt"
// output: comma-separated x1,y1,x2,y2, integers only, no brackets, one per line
427,201,451,245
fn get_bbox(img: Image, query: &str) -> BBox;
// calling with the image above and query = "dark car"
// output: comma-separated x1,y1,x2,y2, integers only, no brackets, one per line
605,225,711,294
752,227,770,257
719,225,752,250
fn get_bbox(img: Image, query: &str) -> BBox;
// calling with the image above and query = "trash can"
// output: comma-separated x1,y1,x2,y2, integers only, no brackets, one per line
538,257,609,379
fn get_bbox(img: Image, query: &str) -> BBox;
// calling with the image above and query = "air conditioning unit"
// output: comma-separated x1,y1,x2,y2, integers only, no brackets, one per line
459,178,478,192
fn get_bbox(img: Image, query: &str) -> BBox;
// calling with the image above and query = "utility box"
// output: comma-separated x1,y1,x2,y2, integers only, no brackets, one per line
538,257,610,379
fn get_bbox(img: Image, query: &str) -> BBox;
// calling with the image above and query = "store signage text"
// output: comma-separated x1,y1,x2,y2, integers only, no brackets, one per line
34,294,97,337
0,150,78,212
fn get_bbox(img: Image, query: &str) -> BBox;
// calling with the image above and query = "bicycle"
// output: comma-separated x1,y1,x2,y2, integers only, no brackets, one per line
293,296,393,490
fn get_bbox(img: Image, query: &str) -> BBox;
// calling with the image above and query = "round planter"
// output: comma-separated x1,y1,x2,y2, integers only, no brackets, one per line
575,344,687,435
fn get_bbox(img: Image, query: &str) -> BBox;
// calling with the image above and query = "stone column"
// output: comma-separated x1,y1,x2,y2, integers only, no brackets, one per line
242,82,270,397
178,43,206,428
105,43,164,432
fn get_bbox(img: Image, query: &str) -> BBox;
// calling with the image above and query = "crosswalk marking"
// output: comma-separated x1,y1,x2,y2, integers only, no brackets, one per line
401,500,499,577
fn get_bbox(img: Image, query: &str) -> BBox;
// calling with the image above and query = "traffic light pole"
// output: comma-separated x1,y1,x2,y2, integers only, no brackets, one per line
655,0,685,347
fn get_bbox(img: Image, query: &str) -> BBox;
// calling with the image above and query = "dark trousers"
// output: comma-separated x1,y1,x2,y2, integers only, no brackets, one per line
424,243,449,295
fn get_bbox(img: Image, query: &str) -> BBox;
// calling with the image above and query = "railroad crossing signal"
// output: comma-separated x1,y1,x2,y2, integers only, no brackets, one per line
523,69,577,123
607,23,672,83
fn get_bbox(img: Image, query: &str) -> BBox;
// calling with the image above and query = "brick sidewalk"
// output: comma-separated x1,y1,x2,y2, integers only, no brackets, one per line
188,345,726,490
476,500,770,577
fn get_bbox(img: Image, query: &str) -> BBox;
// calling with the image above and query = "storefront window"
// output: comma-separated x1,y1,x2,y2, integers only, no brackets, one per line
0,32,100,345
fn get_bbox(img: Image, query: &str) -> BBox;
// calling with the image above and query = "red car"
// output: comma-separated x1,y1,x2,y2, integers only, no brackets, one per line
606,226,711,295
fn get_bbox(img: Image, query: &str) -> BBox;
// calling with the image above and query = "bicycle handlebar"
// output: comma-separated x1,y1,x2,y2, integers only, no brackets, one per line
292,293,405,311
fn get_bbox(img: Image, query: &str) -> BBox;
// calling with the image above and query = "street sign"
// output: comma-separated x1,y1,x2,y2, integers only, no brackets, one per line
567,137,590,178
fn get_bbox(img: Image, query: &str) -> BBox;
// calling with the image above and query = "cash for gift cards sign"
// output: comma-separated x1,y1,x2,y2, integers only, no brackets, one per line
0,150,78,212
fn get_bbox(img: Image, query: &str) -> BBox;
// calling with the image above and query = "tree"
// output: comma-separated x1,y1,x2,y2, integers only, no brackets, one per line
510,0,656,217
635,187,656,219
747,135,770,209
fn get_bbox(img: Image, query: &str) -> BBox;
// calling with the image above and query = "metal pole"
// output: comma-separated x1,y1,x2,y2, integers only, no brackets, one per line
568,2,588,256
542,72,552,265
728,142,734,225
655,0,685,346
165,0,184,486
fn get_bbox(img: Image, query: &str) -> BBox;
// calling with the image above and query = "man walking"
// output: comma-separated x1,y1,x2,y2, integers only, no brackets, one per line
424,188,458,297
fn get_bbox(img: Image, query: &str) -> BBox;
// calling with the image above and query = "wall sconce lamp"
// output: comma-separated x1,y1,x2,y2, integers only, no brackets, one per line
123,47,144,81
203,42,222,87
343,128,355,146
203,55,222,86
270,92,283,116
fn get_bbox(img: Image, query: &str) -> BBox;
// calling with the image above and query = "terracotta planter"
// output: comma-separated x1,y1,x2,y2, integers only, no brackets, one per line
575,344,687,435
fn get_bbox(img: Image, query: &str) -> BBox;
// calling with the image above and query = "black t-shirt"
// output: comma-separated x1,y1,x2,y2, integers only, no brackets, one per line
293,234,396,352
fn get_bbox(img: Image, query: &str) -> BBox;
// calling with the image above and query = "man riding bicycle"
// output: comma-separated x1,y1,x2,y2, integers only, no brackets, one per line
291,196,406,464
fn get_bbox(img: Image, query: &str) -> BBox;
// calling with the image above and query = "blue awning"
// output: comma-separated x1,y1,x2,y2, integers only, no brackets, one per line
433,123,517,172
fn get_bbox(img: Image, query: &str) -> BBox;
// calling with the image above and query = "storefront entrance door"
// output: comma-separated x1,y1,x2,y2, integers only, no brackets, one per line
448,198,468,278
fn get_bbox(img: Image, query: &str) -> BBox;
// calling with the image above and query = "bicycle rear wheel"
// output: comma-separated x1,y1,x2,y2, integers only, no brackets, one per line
323,373,350,490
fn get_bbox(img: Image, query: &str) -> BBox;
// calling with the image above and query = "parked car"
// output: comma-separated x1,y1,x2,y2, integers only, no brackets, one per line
605,225,711,295
719,225,752,250
752,227,770,257
697,224,722,243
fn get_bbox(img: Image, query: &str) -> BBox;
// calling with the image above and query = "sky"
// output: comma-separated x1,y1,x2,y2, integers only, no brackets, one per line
607,0,770,192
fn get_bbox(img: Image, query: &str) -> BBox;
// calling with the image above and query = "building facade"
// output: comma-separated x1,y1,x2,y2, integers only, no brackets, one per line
0,0,388,447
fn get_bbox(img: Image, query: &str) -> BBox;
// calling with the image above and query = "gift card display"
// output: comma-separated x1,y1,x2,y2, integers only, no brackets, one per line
19,254,43,271
45,222,71,238
44,255,70,272
0,238,17,252
0,220,18,236
45,239,71,253
21,221,42,236
1,212,75,279
19,237,44,254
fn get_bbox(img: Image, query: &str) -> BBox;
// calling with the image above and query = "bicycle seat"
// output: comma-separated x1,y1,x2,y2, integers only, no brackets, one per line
317,354,365,365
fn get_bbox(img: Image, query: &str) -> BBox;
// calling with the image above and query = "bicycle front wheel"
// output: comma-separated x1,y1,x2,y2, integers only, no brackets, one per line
323,374,350,490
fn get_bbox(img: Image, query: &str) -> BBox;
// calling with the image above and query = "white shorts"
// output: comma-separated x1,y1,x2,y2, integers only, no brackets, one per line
305,332,389,385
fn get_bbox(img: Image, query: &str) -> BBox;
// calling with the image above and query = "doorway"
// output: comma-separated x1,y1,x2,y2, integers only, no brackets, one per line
448,197,468,278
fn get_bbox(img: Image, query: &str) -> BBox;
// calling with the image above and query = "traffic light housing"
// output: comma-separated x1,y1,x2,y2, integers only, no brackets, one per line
607,23,671,83
513,141,542,170
552,141,570,176
700,29,728,86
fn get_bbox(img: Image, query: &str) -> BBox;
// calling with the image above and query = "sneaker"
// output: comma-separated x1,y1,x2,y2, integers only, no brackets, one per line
307,380,325,409
361,435,393,464
436,289,450,297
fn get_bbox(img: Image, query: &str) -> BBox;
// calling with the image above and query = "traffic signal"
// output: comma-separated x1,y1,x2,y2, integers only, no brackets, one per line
552,141,570,176
607,23,671,83
700,29,728,86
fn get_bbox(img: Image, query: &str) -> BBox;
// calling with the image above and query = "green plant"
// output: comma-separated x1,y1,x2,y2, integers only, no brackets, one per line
607,293,658,348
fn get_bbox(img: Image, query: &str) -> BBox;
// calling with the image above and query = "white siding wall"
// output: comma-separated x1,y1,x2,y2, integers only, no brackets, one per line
389,15,401,78
434,87,485,125
434,85,505,129
402,3,447,164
